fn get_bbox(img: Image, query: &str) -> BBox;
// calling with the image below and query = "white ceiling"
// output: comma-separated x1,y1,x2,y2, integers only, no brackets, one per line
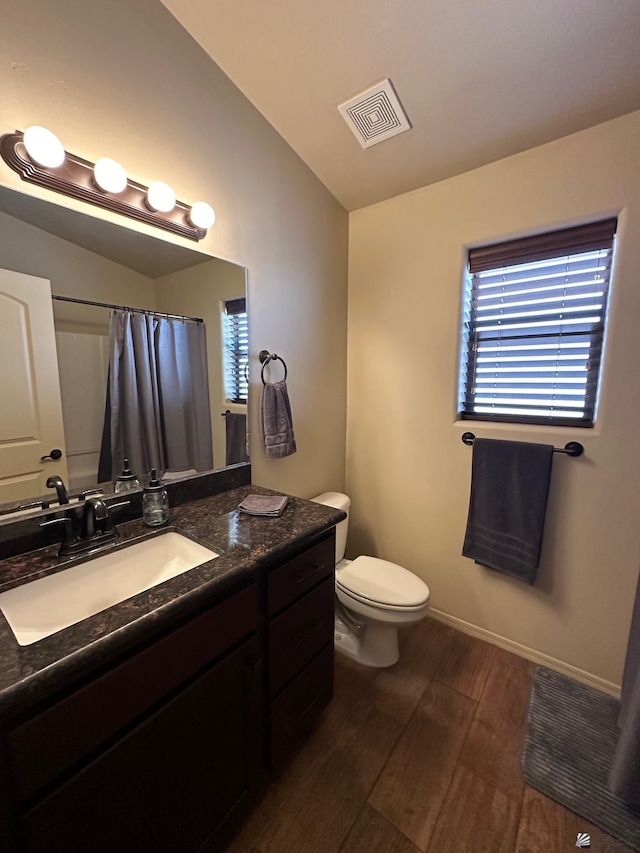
161,0,640,211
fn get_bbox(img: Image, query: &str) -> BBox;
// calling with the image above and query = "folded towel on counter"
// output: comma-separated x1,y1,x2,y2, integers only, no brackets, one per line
462,438,554,584
238,494,289,517
260,380,297,458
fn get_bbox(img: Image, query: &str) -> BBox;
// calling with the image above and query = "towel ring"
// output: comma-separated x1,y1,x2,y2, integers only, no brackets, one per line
259,350,288,384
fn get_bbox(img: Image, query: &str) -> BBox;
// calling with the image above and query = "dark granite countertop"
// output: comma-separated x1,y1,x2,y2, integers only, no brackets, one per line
0,485,345,722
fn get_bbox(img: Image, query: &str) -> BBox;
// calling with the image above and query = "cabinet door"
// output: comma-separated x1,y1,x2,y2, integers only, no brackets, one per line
19,635,264,853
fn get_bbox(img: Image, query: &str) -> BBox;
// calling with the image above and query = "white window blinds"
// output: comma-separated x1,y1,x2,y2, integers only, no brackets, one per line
222,297,248,404
459,219,617,427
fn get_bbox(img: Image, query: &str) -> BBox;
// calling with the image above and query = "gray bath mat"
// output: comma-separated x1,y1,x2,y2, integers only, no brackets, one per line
522,667,640,852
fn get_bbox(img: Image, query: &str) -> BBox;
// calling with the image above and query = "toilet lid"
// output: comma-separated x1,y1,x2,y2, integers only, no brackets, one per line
336,556,430,608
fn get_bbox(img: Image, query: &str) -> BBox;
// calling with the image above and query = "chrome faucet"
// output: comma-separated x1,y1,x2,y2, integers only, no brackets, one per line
46,475,70,505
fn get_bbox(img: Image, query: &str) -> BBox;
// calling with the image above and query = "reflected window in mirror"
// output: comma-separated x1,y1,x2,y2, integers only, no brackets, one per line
222,297,248,404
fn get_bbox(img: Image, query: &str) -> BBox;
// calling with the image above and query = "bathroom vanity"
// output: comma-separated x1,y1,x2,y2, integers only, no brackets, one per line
0,484,343,853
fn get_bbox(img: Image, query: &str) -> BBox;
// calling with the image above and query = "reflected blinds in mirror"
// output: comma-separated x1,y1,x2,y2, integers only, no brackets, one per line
223,298,248,404
459,218,617,427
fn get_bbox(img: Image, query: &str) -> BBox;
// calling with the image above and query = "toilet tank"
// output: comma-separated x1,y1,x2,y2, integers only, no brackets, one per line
311,492,350,565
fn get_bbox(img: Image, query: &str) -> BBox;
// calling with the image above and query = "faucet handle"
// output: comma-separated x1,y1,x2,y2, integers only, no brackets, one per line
77,488,103,501
40,517,77,553
103,500,130,533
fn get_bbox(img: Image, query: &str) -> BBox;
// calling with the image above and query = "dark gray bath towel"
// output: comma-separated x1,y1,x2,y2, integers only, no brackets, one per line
462,438,553,584
260,380,297,458
225,412,249,465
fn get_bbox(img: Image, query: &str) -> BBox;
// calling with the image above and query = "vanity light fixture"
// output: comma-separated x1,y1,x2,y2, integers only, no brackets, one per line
188,201,216,230
93,157,128,194
22,125,66,168
0,128,215,241
146,181,176,213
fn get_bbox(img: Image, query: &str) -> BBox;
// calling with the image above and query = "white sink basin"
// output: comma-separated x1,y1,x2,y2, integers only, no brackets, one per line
0,532,219,646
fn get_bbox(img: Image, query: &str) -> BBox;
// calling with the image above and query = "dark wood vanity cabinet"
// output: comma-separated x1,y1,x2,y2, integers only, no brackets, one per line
266,532,336,770
1,583,264,853
0,528,338,852
20,634,263,853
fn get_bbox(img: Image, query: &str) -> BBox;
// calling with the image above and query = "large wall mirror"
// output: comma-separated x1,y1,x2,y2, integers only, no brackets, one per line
0,186,248,515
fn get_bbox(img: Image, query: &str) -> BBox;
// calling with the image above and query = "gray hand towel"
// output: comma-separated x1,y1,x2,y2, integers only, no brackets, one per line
260,380,297,459
462,438,554,584
238,494,289,517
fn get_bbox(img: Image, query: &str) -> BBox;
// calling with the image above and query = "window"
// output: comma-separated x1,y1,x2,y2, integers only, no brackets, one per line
222,297,248,403
458,218,617,427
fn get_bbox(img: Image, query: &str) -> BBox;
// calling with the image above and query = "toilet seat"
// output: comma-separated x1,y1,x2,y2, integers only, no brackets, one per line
336,555,430,611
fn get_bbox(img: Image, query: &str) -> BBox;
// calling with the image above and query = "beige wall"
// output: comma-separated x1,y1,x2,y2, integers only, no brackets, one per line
0,0,349,498
0,210,156,332
348,111,640,692
155,258,247,468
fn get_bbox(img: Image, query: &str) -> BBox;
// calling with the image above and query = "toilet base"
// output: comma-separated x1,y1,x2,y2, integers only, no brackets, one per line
334,610,399,668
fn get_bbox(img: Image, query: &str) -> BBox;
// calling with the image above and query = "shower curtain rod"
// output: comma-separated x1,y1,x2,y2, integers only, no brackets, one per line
51,294,203,323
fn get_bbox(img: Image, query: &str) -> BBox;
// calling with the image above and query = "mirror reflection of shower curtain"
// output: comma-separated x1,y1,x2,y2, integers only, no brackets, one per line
98,311,213,482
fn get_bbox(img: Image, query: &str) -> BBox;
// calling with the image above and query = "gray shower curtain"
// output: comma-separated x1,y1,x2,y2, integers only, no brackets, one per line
102,311,213,481
608,565,640,805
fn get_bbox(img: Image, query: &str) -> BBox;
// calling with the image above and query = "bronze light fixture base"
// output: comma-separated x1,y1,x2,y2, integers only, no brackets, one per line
0,130,207,242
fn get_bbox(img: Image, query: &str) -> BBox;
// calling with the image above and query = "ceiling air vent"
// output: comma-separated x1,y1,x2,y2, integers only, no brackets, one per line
338,78,411,149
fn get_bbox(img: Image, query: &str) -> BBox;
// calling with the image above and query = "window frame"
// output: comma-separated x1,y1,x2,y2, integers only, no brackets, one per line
458,219,617,428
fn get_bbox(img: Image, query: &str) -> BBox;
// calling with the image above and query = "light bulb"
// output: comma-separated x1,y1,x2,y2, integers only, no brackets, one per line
188,201,215,230
93,158,128,194
23,126,65,168
146,181,176,213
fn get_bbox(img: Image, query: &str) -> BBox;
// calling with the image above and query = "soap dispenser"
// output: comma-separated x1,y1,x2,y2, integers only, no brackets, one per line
114,458,141,493
143,469,169,527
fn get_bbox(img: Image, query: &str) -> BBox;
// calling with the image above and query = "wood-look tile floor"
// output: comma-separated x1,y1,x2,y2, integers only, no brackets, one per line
227,618,633,853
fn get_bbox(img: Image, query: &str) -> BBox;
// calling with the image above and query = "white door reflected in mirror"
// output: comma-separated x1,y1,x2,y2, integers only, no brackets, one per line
0,268,69,504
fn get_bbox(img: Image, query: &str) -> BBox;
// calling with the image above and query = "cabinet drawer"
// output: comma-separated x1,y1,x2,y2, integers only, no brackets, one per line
268,576,334,697
270,644,334,772
267,534,334,616
7,583,260,803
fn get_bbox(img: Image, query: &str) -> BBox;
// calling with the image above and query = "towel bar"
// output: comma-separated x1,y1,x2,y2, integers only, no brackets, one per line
461,431,584,457
259,350,288,384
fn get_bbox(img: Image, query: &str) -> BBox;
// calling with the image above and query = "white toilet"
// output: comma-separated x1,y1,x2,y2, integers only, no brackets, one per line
312,492,430,668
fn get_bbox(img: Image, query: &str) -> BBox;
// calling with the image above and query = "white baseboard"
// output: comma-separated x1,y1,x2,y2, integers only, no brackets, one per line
428,607,621,698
